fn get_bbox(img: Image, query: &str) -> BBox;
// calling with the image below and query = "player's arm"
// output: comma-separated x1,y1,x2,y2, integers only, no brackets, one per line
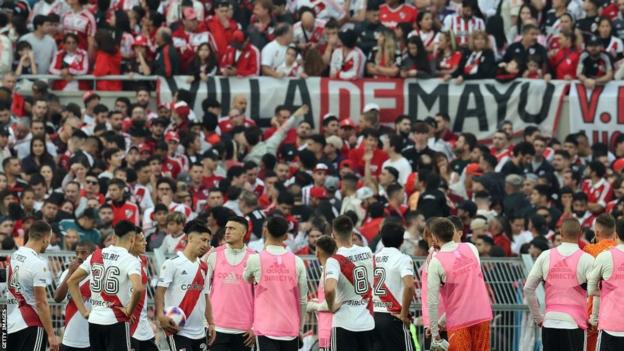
243,253,260,283
205,294,216,344
398,275,415,325
155,260,179,334
587,252,607,297
34,286,59,351
324,257,339,312
67,267,90,318
54,257,83,302
523,251,547,326
426,257,444,339
125,273,145,317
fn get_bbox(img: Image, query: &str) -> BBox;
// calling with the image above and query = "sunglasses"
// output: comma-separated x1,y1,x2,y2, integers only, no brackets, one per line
86,180,98,185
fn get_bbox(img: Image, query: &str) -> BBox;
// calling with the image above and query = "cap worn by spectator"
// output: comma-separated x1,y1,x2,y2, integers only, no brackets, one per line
587,35,603,47
325,176,339,192
165,131,180,143
340,119,356,129
326,135,343,150
314,163,329,173
79,208,98,221
363,103,380,113
83,91,100,104
505,174,524,187
338,27,358,48
470,218,488,232
133,36,149,47
174,101,190,119
339,159,353,169
465,163,483,177
613,158,624,173
356,186,374,201
323,113,338,124
310,186,328,199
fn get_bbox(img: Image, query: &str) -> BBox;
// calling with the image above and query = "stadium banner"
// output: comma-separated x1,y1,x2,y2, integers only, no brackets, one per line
158,77,568,139
569,82,624,146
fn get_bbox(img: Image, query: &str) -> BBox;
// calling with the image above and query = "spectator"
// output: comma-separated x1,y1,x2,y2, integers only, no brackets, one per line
248,0,276,50
19,15,57,75
578,0,602,40
206,0,238,56
220,31,260,77
13,41,37,75
49,33,89,91
125,36,152,75
434,31,462,79
365,29,400,78
93,30,122,91
443,0,485,47
453,30,496,82
152,27,179,78
597,16,624,61
276,46,306,78
379,0,417,29
549,30,580,80
293,6,326,54
546,13,584,51
578,35,615,88
503,24,550,77
57,207,101,245
62,0,96,55
261,23,293,77
190,42,218,82
329,26,365,80
0,14,11,76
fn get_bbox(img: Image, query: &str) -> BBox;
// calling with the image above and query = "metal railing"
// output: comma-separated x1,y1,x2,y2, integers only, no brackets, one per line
0,250,536,351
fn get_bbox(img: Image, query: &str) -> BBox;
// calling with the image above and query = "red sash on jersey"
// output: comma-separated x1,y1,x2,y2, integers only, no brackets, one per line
332,254,373,315
65,279,91,327
372,260,402,313
130,255,149,335
7,258,43,327
168,260,208,335
91,249,128,322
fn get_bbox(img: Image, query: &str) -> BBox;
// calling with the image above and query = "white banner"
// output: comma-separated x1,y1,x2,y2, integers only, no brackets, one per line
569,81,624,146
158,77,568,140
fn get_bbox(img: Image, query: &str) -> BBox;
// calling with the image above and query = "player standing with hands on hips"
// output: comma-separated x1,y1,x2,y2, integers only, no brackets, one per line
207,216,256,351
67,220,145,351
524,218,594,351
7,220,60,351
244,216,308,351
155,220,216,351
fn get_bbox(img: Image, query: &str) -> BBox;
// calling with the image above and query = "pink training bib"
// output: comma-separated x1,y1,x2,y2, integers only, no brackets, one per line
421,250,446,328
544,248,587,330
253,251,300,337
210,246,254,331
316,270,332,348
436,243,492,331
599,248,624,332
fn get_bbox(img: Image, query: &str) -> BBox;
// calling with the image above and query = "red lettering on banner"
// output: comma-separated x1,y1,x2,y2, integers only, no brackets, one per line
576,83,604,124
320,79,404,127
618,86,624,124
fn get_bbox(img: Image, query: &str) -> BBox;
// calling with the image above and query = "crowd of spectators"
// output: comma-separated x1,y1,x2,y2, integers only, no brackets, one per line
0,69,619,265
0,0,623,86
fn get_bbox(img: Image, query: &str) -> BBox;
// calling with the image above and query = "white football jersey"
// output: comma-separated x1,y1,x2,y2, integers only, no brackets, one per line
372,247,415,313
58,269,91,348
7,247,51,333
325,245,375,332
80,246,141,325
157,252,209,340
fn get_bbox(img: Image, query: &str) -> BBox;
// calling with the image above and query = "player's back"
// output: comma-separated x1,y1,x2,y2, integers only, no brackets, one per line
7,246,49,333
83,246,140,325
372,247,414,313
326,245,375,332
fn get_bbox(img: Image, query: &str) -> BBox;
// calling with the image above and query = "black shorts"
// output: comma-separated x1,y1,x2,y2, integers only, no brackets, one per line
598,331,624,351
60,345,90,351
210,332,252,351
166,334,208,351
256,335,299,351
373,312,415,351
89,322,131,351
7,327,47,351
542,327,586,351
331,327,374,351
131,337,159,351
